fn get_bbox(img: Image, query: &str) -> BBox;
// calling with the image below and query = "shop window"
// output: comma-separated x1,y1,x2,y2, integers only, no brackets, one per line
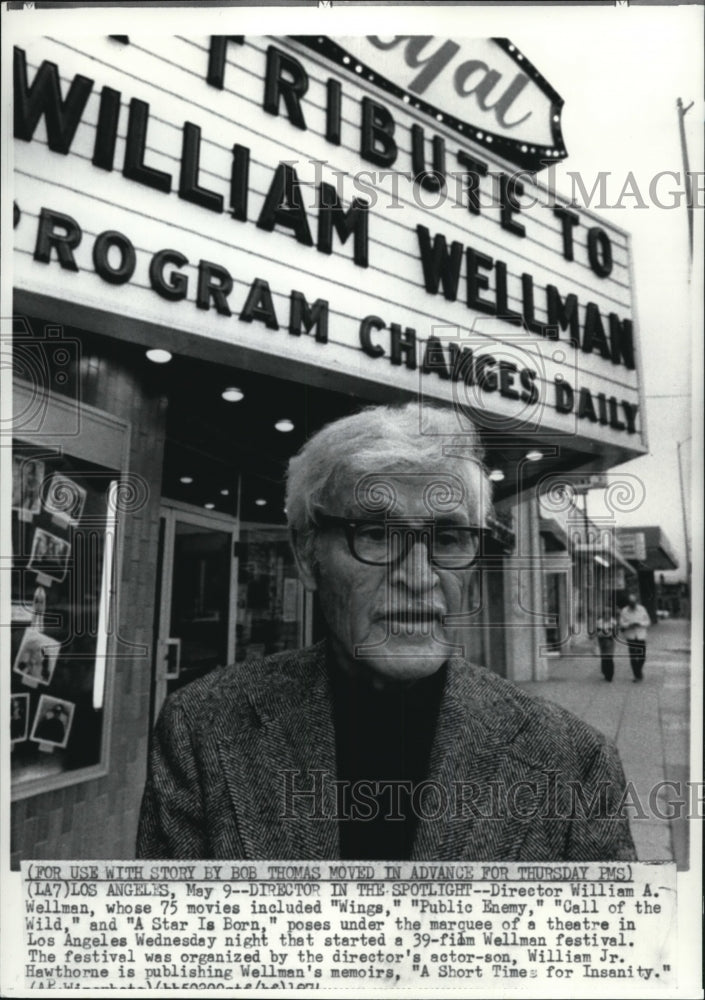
10,382,128,797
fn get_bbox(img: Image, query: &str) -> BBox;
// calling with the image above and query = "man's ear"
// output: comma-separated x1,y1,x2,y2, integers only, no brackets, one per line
290,530,318,592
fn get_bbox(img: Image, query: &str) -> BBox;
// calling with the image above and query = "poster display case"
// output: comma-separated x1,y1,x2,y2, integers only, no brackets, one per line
10,381,129,797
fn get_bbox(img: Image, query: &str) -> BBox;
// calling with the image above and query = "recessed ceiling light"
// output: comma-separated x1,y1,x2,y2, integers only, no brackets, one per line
145,348,172,364
255,498,267,507
180,475,194,485
275,418,295,433
222,387,244,403
220,488,230,496
488,469,505,482
204,502,215,510
526,450,543,462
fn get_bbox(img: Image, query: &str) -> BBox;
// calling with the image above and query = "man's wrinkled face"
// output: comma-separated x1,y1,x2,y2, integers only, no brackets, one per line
298,474,480,684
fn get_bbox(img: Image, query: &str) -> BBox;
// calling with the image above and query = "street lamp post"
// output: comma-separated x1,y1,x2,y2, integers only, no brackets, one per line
676,436,691,618
676,98,694,262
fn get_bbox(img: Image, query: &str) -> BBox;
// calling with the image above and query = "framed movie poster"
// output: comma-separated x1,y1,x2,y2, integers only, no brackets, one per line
43,473,88,527
12,628,61,687
11,455,44,519
29,695,76,751
10,695,30,746
26,527,71,584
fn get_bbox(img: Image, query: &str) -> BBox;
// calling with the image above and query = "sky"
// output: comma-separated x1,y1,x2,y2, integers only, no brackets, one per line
507,7,702,582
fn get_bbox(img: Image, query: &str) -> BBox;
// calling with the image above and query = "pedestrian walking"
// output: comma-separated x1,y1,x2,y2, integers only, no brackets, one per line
595,605,618,682
619,593,651,682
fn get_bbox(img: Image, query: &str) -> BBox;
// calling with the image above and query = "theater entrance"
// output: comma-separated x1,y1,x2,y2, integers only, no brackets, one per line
235,522,311,664
153,501,238,723
152,502,311,725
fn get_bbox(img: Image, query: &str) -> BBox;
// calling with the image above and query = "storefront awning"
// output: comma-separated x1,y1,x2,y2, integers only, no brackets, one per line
572,541,634,573
539,517,569,552
617,526,679,571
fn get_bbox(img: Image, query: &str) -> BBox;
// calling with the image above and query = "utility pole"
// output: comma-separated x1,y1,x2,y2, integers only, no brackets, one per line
582,491,591,634
676,97,694,262
569,489,592,638
675,98,694,620
676,436,691,619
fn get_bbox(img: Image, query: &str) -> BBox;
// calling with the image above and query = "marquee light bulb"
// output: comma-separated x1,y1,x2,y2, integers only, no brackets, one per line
526,450,543,462
275,418,294,433
145,348,172,364
222,387,244,402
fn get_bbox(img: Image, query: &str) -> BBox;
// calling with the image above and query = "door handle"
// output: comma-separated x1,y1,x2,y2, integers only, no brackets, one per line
163,638,181,680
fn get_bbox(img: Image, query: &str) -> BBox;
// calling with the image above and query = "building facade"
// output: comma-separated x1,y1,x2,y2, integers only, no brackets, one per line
617,526,680,622
9,35,646,862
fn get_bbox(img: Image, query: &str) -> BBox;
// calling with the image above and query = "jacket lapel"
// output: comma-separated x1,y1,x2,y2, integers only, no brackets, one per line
412,659,539,861
215,644,340,859
213,648,551,861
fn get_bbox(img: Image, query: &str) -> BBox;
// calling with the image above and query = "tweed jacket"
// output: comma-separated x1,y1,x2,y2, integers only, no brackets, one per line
136,641,636,861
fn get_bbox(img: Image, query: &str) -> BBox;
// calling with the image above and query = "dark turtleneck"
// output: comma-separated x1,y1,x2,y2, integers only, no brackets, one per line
327,654,447,860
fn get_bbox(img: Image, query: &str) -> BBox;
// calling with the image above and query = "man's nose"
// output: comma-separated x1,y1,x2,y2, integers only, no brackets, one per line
388,530,438,589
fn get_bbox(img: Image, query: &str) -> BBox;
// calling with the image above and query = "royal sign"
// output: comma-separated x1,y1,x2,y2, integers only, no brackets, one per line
294,36,567,171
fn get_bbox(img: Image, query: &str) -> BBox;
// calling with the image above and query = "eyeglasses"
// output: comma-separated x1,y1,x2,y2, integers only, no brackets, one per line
316,516,487,569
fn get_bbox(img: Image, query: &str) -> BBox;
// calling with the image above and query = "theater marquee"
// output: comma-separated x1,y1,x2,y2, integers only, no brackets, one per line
13,35,646,459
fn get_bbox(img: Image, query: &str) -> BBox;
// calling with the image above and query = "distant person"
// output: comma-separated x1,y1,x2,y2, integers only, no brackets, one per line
619,593,651,682
595,604,618,682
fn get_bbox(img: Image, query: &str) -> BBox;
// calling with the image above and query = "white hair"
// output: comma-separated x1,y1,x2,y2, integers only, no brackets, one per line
286,401,491,565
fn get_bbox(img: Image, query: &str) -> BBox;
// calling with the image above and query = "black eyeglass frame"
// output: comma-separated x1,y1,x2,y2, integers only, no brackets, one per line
315,514,489,569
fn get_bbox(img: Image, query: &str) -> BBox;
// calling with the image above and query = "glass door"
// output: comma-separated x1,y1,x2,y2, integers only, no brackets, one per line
235,523,310,663
153,502,237,723
543,569,569,653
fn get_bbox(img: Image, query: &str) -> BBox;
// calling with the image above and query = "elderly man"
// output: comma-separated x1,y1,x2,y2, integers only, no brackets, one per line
137,403,635,861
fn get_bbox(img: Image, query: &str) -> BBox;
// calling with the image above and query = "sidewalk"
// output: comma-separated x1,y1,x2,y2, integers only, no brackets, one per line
517,618,692,869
